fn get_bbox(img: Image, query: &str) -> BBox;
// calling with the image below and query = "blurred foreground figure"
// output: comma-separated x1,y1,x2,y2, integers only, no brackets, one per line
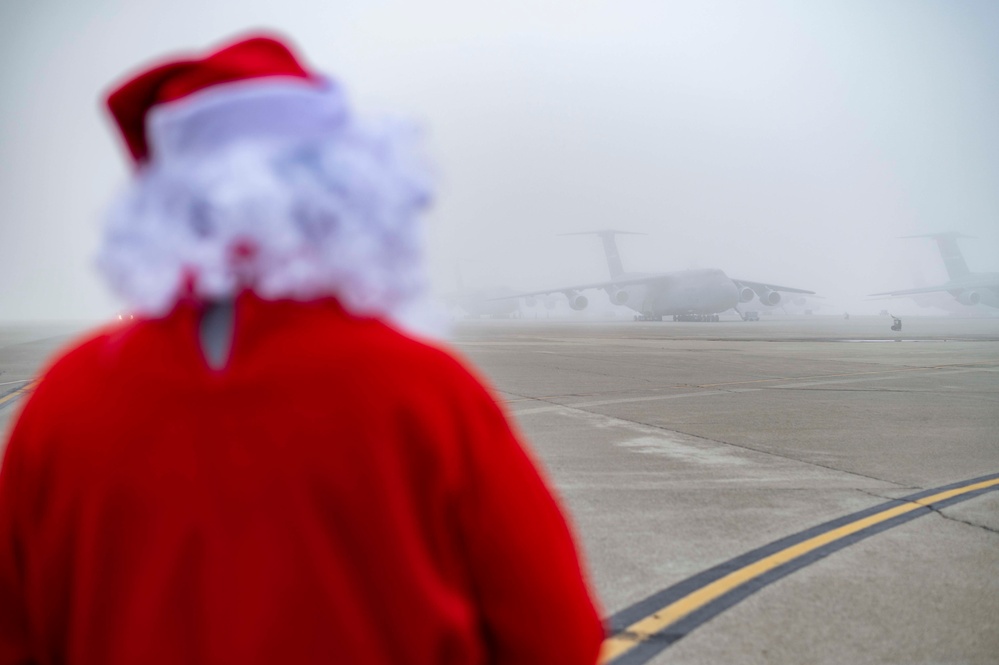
0,35,603,665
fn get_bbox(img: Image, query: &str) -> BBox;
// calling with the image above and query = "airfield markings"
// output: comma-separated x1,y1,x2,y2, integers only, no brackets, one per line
598,473,999,664
2,334,996,662
511,361,997,416
694,359,999,389
0,381,36,410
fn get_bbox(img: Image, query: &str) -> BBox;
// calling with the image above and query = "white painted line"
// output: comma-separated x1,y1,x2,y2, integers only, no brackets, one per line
513,388,760,415
772,366,984,389
0,379,34,387
510,366,992,416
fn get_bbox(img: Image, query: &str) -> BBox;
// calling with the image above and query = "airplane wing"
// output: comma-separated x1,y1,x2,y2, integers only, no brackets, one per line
489,274,669,300
731,279,815,295
869,279,999,297
869,278,998,309
495,275,816,301
869,284,954,297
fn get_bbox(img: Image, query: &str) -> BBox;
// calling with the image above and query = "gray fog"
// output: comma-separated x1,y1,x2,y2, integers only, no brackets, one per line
2,0,998,322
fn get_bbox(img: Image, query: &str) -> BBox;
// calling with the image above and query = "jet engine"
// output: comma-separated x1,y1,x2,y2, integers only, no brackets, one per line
756,288,781,306
566,291,589,310
739,287,756,303
957,290,981,306
607,288,629,305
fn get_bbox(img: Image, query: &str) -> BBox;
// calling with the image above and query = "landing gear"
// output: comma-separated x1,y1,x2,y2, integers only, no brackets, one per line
633,313,721,322
672,314,719,322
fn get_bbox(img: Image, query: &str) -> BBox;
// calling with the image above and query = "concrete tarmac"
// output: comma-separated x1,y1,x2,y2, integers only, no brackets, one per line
2,315,998,664
450,315,999,664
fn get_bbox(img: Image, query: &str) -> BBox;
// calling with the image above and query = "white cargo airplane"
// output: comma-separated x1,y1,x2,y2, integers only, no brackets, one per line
506,230,815,321
870,233,999,310
443,263,560,319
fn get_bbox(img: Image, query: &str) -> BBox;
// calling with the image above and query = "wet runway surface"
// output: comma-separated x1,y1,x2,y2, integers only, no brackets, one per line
2,315,998,663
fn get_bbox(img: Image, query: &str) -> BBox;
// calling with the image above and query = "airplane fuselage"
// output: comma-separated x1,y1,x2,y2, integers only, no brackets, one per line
614,269,739,317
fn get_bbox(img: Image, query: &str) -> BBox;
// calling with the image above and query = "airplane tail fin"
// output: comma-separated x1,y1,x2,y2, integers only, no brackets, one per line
901,232,972,281
559,230,645,279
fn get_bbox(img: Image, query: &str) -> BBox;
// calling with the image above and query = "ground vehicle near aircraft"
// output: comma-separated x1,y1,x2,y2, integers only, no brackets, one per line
504,231,815,321
871,233,999,310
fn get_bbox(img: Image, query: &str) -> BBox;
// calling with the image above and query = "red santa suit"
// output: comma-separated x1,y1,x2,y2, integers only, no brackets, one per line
0,36,603,665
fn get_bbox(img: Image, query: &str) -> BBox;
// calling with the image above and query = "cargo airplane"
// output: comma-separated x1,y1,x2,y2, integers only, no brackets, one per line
870,232,999,310
504,231,815,321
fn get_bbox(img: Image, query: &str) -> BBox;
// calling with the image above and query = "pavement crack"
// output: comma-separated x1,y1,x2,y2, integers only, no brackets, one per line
855,488,920,502
855,489,999,535
926,506,999,536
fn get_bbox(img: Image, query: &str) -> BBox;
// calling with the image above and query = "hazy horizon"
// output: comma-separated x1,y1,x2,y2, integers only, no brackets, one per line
2,0,998,323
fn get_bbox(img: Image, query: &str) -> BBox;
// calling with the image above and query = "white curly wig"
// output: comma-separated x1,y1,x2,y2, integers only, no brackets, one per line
97,77,442,336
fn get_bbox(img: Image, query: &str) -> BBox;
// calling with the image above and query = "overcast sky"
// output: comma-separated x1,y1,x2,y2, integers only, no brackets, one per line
1,0,997,321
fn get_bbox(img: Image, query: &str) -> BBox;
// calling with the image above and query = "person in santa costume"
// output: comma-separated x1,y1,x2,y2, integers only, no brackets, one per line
0,34,604,665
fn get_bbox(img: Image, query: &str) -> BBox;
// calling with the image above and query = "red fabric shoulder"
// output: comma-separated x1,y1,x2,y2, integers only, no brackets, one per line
0,298,604,665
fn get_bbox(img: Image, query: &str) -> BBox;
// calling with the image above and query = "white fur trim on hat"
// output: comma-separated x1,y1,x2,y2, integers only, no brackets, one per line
147,77,349,163
97,80,444,337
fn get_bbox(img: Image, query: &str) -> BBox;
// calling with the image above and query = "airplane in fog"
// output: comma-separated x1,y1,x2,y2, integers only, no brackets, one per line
870,232,999,310
758,292,826,315
504,230,815,321
443,263,559,319
444,286,561,319
446,286,523,318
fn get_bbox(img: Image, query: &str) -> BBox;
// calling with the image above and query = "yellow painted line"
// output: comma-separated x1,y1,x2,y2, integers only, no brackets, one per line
0,381,37,408
600,476,999,663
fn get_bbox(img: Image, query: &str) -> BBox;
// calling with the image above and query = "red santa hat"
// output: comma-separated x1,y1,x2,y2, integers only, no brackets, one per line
104,35,355,172
106,35,319,165
97,34,440,336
